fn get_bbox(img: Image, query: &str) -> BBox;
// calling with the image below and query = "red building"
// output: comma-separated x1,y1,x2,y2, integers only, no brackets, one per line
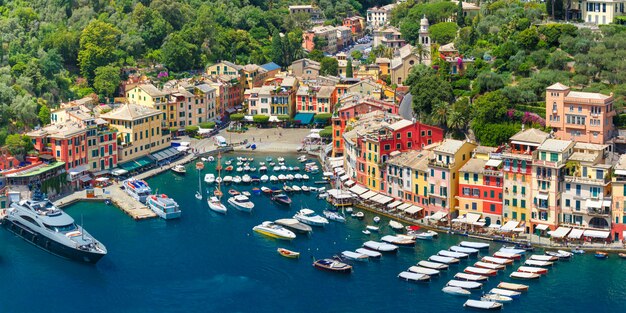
457,157,504,226
343,16,365,37
0,150,19,170
295,85,337,114
28,123,89,171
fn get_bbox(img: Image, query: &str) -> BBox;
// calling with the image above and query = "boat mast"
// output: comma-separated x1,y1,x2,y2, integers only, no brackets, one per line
217,153,222,198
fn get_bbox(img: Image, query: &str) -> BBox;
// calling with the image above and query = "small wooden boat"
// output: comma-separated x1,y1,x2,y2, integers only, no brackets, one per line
475,261,505,271
277,248,300,259
510,271,540,280
442,286,471,296
373,216,381,223
498,247,526,255
464,266,497,276
355,248,381,258
313,258,352,273
454,273,488,282
460,241,490,249
489,287,521,299
389,220,404,231
366,225,379,232
517,266,548,275
439,250,469,259
482,256,513,265
555,250,573,259
571,248,585,254
341,251,369,262
450,246,479,255
352,212,364,219
619,253,626,259
481,293,513,303
447,279,482,290
429,255,460,264
524,259,553,267
398,271,430,282
225,165,234,171
228,189,240,196
529,254,558,262
497,282,529,292
498,282,528,291
408,266,440,276
362,230,371,235
463,299,503,310
381,235,415,247
363,241,398,252
418,260,448,270
494,251,521,260
595,251,608,259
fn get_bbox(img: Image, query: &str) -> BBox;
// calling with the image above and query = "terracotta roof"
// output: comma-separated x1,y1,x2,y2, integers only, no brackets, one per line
387,150,432,171
101,103,162,121
509,128,549,145
138,84,166,97
459,158,487,174
546,82,570,91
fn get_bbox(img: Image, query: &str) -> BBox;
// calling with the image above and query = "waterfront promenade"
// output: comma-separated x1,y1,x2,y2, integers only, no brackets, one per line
53,185,156,220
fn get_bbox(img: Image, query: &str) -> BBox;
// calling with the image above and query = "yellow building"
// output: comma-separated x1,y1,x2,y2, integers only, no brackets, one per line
101,104,170,162
126,84,167,110
364,137,382,192
612,154,626,242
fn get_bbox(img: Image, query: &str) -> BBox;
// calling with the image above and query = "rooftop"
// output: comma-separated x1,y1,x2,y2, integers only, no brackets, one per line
261,62,281,72
4,161,65,178
568,151,598,163
386,119,413,131
547,82,570,91
434,139,466,155
574,142,607,152
566,91,611,100
27,122,86,139
509,128,550,145
459,158,487,174
387,150,432,172
101,103,162,121
614,154,626,170
138,84,167,97
537,139,573,153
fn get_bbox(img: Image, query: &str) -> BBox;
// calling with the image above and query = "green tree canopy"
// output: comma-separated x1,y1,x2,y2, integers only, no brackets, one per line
346,58,353,78
429,22,458,44
407,65,454,122
93,65,121,98
320,57,338,76
161,32,199,72
78,20,122,83
230,113,245,121
253,114,270,123
38,104,51,126
5,134,33,159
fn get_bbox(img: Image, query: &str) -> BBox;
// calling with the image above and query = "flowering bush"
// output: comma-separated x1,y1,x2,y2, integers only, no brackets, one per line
157,71,169,78
506,109,545,127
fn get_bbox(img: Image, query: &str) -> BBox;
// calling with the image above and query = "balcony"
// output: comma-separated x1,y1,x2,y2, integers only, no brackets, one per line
428,159,454,169
483,169,503,177
564,175,609,185
587,208,610,217
533,159,565,168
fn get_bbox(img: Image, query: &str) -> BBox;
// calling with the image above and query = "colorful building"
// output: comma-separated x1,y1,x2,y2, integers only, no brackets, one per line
366,3,396,28
296,85,337,114
28,123,88,171
457,154,504,227
611,154,626,242
546,83,615,145
343,16,365,37
385,149,432,210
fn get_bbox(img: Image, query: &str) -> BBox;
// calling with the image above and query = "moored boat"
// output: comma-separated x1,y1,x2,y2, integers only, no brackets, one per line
529,254,558,262
277,248,299,259
323,210,346,223
517,266,548,275
464,266,497,276
398,271,430,282
454,273,489,282
260,175,269,182
204,174,215,184
271,193,292,206
409,266,440,276
418,260,449,270
498,247,526,255
352,212,365,219
619,253,626,259
439,250,469,259
253,221,296,240
474,261,505,271
524,259,553,267
171,164,186,174
442,286,471,296
463,299,502,310
450,245,479,255
497,282,529,291
429,255,460,264
460,241,490,249
123,178,152,203
227,195,254,212
223,176,233,184
365,225,379,232
482,256,513,265
510,271,540,280
294,208,328,227
489,288,521,299
313,258,352,273
207,196,227,214
481,293,513,303
595,251,609,259
341,251,369,262
493,251,521,260
381,235,415,247
146,194,181,219
355,248,382,258
447,279,482,290
363,241,399,252
228,189,240,196
389,220,404,231
274,218,313,234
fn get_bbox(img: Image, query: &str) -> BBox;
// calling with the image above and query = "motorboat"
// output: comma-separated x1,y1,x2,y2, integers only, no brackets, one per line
493,251,521,260
316,187,326,193
389,220,404,231
447,280,482,290
373,216,380,223
464,266,497,276
524,260,553,267
341,251,369,262
227,195,254,212
280,165,287,171
398,271,430,282
228,189,240,196
529,254,558,262
442,286,471,296
225,165,233,171
454,273,488,282
243,165,251,172
274,218,313,234
253,221,296,240
207,196,227,214
517,266,548,275
277,157,285,162
273,166,281,172
302,174,310,180
345,207,353,213
123,178,152,203
146,194,181,219
595,251,608,259
236,161,243,166
481,293,513,303
317,193,329,199
482,256,513,265
294,208,328,226
429,255,459,264
270,175,279,182
355,248,381,258
261,186,271,193
204,174,216,184
362,230,371,235
291,185,301,192
293,166,300,171
236,167,243,172
439,250,469,259
408,266,440,276
418,260,448,270
571,248,585,254
242,175,252,183
365,225,379,232
223,176,233,184
232,176,242,184
547,250,572,259
450,246,479,255
497,282,529,292
352,212,364,219
215,177,223,184
225,160,232,165
474,261,505,271
363,241,398,253
313,258,352,273
277,248,299,259
3,188,107,263
297,155,307,162
269,162,276,166
294,173,303,180
266,157,273,162
460,241,490,249
241,191,251,197
301,185,309,192
498,247,526,255
259,166,268,172
278,174,287,181
414,231,437,240
283,185,294,193
619,253,626,259
207,156,215,162
489,288,521,299
463,300,502,310
510,271,540,280
381,235,415,247
260,175,269,182
171,164,186,174
271,193,292,206
323,210,346,223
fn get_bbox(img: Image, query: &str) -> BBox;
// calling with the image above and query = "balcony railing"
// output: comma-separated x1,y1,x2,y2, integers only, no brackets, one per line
533,159,565,168
483,169,503,177
428,159,454,169
564,175,609,185
587,209,610,216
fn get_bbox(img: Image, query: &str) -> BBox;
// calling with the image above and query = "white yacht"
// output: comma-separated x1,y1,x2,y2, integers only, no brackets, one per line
228,195,254,212
269,175,278,182
233,176,242,184
204,174,216,184
253,221,296,240
242,175,252,183
207,196,227,214
223,176,233,184
294,208,329,227
260,175,269,182
146,194,182,219
123,178,152,203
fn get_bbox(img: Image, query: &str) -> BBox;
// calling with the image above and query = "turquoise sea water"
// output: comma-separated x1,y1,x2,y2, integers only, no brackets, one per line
1,154,625,313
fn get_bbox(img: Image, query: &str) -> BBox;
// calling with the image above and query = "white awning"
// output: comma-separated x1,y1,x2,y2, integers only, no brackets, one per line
334,167,344,173
473,222,486,227
602,200,611,207
513,227,525,232
465,213,481,224
500,220,520,232
397,203,411,210
349,185,368,195
360,190,378,200
568,228,584,239
616,169,626,176
112,169,128,176
485,159,502,167
69,165,89,176
344,180,355,187
327,189,355,199
583,230,610,238
551,227,571,238
335,169,346,176
536,193,549,201
323,172,334,177
586,199,602,209
429,211,447,221
95,177,109,182
510,140,540,147
339,174,350,182
387,200,403,209
404,206,423,215
489,224,502,229
372,194,393,205
535,224,549,231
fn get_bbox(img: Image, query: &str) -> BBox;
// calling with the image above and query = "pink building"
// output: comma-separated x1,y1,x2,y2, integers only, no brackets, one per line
546,83,615,145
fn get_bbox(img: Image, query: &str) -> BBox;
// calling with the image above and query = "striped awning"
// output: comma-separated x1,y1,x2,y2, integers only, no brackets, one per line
349,185,368,195
551,227,571,238
387,200,403,209
360,190,378,200
404,205,423,215
397,203,411,210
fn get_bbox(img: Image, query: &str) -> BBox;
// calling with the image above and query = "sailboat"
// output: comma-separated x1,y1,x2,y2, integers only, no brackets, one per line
195,162,204,200
212,153,225,203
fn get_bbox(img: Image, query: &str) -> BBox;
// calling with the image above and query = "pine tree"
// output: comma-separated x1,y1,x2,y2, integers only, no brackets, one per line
457,0,465,27
270,30,283,66
346,58,353,78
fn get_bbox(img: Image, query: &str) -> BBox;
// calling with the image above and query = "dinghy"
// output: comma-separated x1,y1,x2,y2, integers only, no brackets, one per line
418,260,449,270
439,250,469,259
429,255,460,264
474,261,505,271
447,280,482,290
460,241,490,249
481,293,513,303
489,288,521,299
463,300,503,310
524,259,553,267
442,286,471,296
482,256,513,265
408,266,440,276
398,271,430,282
363,241,398,252
450,246,479,254
510,272,540,280
355,248,382,258
497,282,529,292
341,251,369,262
454,273,489,282
517,266,548,275
464,266,497,276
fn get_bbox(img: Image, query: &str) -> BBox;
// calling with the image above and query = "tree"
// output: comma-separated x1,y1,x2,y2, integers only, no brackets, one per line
184,125,199,136
448,97,471,131
320,57,339,76
230,113,245,121
516,27,540,50
346,58,353,78
308,49,325,62
313,36,328,51
429,22,458,44
471,90,511,125
351,50,363,60
408,66,454,121
270,30,283,66
476,71,505,93
314,113,332,125
38,104,51,126
78,20,122,83
457,0,465,27
198,121,216,129
11,94,38,129
431,100,449,127
93,65,121,98
5,134,33,159
161,32,198,72
253,114,270,123
413,43,430,64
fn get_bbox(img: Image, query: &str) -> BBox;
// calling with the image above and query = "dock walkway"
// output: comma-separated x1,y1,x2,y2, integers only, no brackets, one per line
53,185,156,220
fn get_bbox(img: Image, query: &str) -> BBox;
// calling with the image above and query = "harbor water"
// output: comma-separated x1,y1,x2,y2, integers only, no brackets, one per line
1,154,625,313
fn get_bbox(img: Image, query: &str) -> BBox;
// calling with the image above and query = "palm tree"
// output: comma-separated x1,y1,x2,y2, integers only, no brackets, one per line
431,100,449,128
412,43,430,64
